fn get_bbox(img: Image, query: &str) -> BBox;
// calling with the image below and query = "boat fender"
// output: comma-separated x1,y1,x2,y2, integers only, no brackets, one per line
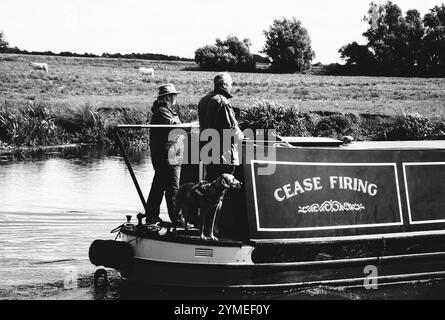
88,240,134,271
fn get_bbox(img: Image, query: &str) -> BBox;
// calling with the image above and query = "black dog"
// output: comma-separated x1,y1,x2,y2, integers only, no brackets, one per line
175,174,242,240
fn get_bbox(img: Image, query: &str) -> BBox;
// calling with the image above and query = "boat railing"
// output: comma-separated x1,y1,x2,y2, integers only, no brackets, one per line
116,123,198,129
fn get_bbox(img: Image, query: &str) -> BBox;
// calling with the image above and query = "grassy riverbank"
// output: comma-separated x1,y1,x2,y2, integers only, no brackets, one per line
1,53,444,151
0,102,197,150
1,101,444,153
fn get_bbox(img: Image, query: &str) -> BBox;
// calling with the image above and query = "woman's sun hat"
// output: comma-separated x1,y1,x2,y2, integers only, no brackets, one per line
157,83,179,98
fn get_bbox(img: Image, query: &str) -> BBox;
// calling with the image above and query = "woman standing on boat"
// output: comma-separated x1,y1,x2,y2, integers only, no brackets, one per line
146,83,184,226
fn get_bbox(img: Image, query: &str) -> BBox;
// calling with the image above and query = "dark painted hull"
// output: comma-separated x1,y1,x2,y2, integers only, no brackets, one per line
114,226,445,288
120,249,445,288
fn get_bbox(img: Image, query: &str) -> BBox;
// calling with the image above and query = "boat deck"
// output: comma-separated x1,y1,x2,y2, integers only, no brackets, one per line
120,225,244,247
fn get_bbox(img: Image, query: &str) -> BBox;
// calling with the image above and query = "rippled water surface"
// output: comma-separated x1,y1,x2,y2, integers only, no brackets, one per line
1,146,445,300
0,147,154,297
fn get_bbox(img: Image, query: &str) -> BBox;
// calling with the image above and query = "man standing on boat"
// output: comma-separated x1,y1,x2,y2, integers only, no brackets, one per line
198,73,246,240
146,83,184,227
198,72,244,181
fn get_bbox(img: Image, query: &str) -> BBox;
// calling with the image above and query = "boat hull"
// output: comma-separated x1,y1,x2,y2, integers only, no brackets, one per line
116,230,445,288
121,251,445,289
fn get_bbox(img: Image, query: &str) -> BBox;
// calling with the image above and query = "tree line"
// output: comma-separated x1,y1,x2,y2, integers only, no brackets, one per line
195,1,445,76
0,33,193,62
337,1,445,77
2,1,444,76
194,18,314,73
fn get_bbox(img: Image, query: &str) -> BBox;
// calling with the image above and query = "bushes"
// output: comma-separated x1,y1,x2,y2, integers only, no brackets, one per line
0,103,58,146
174,104,198,123
195,36,256,72
239,101,361,139
240,101,310,137
312,114,359,139
0,102,200,150
1,100,444,151
55,105,152,147
239,101,445,141
56,105,101,134
384,113,445,140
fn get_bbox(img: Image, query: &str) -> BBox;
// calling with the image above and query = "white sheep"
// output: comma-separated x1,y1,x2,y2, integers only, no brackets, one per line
29,62,49,73
138,67,154,77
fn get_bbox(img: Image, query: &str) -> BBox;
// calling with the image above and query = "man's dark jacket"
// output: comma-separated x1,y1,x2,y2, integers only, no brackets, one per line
198,87,242,165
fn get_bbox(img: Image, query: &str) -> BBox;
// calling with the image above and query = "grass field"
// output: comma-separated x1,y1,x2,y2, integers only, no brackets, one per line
1,53,445,116
1,53,444,149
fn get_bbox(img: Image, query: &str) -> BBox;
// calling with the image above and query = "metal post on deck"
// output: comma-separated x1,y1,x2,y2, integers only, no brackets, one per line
114,128,149,215
113,123,196,216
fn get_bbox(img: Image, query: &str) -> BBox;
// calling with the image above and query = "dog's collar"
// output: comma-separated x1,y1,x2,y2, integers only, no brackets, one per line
193,188,205,197
192,184,225,204
192,183,208,198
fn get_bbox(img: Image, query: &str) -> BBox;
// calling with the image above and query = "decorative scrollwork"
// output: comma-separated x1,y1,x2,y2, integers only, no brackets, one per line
298,200,365,214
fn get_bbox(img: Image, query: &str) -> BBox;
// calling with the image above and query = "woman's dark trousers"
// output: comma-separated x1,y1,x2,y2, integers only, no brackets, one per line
146,164,181,224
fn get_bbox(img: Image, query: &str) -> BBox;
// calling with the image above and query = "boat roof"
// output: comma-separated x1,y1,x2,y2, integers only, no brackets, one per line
341,140,445,150
252,137,445,150
117,124,195,129
115,124,444,150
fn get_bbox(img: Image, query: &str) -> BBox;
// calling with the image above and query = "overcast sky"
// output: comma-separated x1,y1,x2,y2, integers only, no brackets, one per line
0,0,443,63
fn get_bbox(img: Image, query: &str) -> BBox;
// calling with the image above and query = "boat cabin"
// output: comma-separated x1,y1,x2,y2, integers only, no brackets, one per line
115,124,445,243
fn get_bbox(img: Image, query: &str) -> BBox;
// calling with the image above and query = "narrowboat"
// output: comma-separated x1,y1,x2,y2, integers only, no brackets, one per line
89,124,445,288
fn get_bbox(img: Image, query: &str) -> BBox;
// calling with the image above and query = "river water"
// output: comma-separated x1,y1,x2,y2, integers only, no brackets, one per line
1,146,445,300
